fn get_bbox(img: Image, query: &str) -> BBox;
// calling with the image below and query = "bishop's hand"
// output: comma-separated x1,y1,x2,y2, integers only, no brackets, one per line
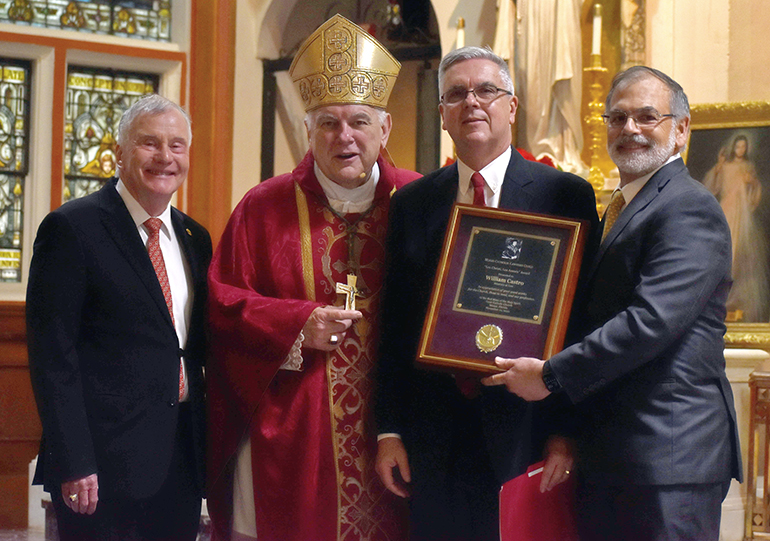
302,305,362,351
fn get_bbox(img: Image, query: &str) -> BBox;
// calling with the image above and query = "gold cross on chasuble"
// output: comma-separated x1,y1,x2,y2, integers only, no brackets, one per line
336,274,363,310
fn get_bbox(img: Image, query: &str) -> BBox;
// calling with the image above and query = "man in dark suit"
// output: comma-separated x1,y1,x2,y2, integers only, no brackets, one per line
483,66,742,541
27,94,211,540
374,46,599,541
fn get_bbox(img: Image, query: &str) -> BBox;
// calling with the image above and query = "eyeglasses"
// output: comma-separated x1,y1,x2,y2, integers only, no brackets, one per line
601,109,675,130
441,84,513,105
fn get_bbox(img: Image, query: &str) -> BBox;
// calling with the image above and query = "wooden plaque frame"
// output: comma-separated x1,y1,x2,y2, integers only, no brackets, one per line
418,204,588,375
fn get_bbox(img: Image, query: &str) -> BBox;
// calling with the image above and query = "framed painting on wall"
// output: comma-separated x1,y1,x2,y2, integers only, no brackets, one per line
685,101,770,348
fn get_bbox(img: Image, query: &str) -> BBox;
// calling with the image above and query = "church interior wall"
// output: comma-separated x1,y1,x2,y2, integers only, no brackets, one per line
646,0,770,104
728,0,770,102
232,0,266,206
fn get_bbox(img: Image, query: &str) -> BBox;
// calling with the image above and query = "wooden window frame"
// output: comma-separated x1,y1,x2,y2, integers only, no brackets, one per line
0,27,186,300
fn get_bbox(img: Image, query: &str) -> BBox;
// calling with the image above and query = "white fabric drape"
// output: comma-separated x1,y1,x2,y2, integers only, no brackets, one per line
515,0,586,174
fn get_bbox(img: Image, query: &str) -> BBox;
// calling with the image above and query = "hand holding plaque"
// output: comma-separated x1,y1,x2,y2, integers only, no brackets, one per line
418,204,588,375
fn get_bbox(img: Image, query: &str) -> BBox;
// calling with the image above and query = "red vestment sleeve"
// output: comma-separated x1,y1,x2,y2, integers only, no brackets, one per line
207,174,321,492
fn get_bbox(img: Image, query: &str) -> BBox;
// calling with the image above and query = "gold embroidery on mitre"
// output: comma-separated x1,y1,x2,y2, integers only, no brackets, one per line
289,14,401,112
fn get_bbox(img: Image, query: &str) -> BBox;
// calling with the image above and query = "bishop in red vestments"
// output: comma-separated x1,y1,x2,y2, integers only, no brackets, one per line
206,15,420,541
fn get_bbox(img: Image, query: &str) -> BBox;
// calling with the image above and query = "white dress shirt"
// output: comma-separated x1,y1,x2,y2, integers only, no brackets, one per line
116,179,193,400
616,153,683,213
456,146,512,208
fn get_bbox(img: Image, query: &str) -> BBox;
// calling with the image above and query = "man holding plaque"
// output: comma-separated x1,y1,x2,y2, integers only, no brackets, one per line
206,14,419,541
483,66,742,541
374,46,599,541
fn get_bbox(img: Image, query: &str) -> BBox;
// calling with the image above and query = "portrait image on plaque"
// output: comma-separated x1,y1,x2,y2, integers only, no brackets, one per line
418,204,589,375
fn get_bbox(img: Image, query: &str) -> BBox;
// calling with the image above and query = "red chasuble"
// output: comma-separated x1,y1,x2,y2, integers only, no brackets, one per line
207,151,419,541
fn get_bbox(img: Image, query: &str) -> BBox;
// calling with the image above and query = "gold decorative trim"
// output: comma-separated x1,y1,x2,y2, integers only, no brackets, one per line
690,101,770,130
725,324,770,349
289,14,401,112
326,354,342,540
294,181,316,302
295,182,343,533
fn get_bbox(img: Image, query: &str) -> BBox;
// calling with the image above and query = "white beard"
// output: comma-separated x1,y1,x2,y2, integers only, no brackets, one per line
609,127,677,178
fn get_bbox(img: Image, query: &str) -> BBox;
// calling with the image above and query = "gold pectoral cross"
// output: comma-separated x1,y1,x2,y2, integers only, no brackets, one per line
336,274,363,310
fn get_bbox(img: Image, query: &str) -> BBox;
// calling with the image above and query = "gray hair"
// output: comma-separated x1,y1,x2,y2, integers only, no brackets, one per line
304,105,388,130
438,46,514,96
605,66,690,120
117,94,192,145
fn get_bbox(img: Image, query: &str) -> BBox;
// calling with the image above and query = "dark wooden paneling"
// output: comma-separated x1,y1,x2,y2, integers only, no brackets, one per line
0,302,39,529
0,473,32,529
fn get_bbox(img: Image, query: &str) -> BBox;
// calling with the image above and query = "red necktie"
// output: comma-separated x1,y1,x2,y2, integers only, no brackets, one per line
471,172,486,206
144,218,186,401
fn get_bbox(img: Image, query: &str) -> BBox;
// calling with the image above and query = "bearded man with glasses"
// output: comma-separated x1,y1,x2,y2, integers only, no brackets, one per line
374,46,599,541
483,66,742,541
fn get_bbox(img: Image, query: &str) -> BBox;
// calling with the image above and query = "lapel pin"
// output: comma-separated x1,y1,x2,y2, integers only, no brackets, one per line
186,228,192,236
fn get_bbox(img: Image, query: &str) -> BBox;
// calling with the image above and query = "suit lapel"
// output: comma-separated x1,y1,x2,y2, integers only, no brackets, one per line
171,209,204,290
97,180,175,329
427,163,461,234
588,159,683,280
498,148,536,211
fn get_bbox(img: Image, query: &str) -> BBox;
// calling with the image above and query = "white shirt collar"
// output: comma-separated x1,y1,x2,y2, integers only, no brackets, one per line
314,162,380,214
456,146,512,207
116,179,173,237
619,153,681,206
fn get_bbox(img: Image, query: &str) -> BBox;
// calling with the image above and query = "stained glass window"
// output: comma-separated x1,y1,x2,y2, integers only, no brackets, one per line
63,66,158,202
0,1,172,42
0,59,30,283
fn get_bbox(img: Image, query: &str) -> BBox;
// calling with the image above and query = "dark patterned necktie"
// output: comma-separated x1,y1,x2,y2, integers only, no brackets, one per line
601,190,626,242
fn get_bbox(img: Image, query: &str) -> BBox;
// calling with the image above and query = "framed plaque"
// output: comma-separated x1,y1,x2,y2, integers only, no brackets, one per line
418,204,589,375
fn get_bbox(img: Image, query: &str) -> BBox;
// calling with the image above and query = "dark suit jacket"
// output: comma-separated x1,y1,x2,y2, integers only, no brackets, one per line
27,178,212,500
375,148,599,484
549,158,742,486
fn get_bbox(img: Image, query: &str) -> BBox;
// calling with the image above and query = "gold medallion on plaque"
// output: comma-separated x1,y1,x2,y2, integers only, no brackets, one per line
475,324,503,353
